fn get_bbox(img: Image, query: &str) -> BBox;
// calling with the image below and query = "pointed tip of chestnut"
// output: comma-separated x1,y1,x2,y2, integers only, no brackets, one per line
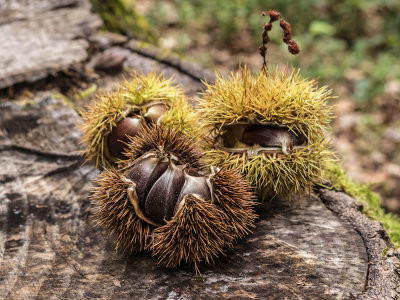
174,173,212,214
107,117,143,160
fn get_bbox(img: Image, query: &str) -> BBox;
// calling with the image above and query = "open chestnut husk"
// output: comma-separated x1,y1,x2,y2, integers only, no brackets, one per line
200,67,334,199
216,122,307,157
105,102,170,161
91,125,256,273
80,72,200,168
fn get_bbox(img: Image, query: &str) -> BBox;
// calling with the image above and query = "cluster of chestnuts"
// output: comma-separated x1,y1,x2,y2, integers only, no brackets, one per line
80,12,333,273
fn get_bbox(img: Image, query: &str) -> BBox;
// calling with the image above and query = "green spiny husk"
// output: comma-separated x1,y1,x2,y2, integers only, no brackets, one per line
200,66,335,199
80,71,200,168
206,143,334,200
200,66,333,141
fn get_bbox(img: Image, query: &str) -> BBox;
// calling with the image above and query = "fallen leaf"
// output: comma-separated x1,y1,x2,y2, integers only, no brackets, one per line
113,279,121,288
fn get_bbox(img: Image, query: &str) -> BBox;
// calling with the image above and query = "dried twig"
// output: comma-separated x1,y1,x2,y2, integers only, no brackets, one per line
259,10,300,71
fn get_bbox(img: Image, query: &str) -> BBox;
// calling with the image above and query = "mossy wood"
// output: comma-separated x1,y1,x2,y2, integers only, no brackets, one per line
0,1,399,299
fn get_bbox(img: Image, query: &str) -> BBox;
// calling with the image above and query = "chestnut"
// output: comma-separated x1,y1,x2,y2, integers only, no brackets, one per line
106,117,143,160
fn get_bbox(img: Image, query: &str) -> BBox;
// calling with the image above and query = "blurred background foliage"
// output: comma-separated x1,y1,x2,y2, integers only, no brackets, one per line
91,0,400,215
144,0,400,102
91,0,157,43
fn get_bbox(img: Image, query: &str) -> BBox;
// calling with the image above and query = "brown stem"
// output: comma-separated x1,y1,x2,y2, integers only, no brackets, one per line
259,10,300,71
260,10,280,72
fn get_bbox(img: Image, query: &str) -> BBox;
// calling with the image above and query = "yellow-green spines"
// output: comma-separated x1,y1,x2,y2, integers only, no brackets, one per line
119,72,183,105
201,66,332,141
206,142,334,199
80,72,198,168
200,66,335,199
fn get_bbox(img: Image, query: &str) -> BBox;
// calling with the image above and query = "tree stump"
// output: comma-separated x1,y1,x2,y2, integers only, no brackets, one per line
0,1,399,299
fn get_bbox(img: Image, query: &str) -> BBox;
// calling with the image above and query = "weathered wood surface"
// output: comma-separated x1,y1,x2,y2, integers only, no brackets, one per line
0,0,101,89
0,2,399,299
86,42,216,98
319,189,400,299
0,97,398,299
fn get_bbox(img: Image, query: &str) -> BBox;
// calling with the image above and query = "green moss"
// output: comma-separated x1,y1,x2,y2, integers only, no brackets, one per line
75,84,98,101
324,162,400,248
91,0,157,44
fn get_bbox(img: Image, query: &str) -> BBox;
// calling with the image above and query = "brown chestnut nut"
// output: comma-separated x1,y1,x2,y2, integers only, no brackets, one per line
106,117,143,160
125,154,215,226
126,154,169,210
143,103,169,124
106,103,169,161
175,172,212,214
242,125,305,155
143,161,185,225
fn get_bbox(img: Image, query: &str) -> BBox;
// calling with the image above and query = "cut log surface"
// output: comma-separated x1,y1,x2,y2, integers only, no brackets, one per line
0,1,399,299
0,99,399,300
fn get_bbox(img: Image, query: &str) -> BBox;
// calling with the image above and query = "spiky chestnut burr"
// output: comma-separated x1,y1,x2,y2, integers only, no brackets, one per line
91,125,256,273
79,72,200,168
199,66,334,200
